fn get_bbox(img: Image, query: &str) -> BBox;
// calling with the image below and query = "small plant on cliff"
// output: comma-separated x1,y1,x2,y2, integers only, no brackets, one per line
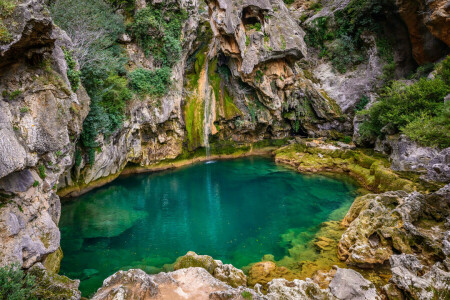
62,48,80,92
0,263,37,300
37,165,46,180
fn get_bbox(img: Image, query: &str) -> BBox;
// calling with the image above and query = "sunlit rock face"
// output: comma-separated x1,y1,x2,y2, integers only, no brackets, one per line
0,0,89,269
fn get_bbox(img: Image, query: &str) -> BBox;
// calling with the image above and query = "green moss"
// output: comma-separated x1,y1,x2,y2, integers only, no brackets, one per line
208,58,241,120
43,247,63,274
274,142,418,193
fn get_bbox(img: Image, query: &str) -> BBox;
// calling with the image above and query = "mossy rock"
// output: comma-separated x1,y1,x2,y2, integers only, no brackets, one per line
173,251,219,274
43,247,63,274
28,263,80,300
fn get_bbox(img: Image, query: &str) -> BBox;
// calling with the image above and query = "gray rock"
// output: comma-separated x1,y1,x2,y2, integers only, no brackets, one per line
0,0,90,268
388,254,450,300
267,278,336,300
375,135,449,183
0,169,35,193
93,267,257,300
329,268,380,300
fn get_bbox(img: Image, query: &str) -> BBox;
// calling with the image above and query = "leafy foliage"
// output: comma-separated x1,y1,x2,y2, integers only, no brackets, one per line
359,57,450,148
304,0,396,73
0,263,37,300
355,95,370,111
129,67,172,97
51,0,132,164
62,48,80,92
129,4,187,68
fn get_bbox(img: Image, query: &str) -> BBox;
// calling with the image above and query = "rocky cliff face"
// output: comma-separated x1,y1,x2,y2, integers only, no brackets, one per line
0,0,89,271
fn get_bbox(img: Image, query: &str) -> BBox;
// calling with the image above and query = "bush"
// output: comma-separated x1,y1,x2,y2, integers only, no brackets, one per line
38,165,46,179
304,0,396,73
0,263,37,300
359,56,450,148
402,106,450,149
129,67,172,96
62,48,80,92
51,0,132,164
129,3,187,68
355,95,370,111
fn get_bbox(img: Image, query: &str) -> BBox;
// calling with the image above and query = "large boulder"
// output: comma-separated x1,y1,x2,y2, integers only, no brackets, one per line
338,185,450,267
328,268,380,300
385,254,450,300
92,267,260,300
375,134,450,183
0,0,89,269
174,251,247,287
28,263,81,300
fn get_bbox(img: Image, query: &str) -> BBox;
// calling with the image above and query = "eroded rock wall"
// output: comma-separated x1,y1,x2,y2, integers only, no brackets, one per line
0,0,89,270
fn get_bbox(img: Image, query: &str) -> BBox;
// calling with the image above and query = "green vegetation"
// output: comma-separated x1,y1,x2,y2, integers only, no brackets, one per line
304,0,396,73
51,0,131,165
0,263,37,300
129,3,187,68
283,0,295,5
208,59,241,120
2,90,21,101
359,57,450,148
0,0,16,43
62,48,80,92
241,291,253,299
355,95,370,112
20,107,29,113
38,165,46,180
105,0,135,15
33,181,39,188
129,67,172,97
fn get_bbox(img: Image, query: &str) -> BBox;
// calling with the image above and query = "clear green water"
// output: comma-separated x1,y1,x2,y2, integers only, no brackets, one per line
59,157,358,296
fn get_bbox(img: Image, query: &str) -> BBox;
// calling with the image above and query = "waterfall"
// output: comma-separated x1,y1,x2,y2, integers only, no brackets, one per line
203,57,211,158
203,39,218,158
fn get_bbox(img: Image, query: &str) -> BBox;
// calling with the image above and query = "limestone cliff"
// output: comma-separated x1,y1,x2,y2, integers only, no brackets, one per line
0,0,89,270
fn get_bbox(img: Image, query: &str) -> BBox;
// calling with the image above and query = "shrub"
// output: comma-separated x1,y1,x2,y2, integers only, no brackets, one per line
0,263,37,300
51,0,131,163
38,165,46,179
20,107,29,113
129,67,172,96
62,48,80,92
304,0,396,73
33,181,39,187
355,95,370,111
402,107,450,149
129,3,187,68
359,56,450,148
